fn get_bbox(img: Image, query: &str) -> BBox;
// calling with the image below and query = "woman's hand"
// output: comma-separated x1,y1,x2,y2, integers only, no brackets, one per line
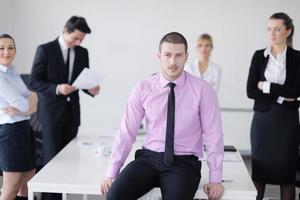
2,106,20,116
7,92,38,116
257,81,264,91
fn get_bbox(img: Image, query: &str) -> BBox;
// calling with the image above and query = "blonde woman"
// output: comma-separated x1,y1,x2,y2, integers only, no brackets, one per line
185,33,221,92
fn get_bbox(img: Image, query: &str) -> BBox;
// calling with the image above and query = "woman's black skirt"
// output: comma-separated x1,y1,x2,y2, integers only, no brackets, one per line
251,104,300,184
0,120,36,172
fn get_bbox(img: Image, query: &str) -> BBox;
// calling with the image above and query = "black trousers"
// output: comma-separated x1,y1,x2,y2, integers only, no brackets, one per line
42,103,78,165
41,103,78,200
107,149,201,200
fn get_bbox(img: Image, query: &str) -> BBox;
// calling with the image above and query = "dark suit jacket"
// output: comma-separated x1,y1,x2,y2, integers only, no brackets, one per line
247,47,300,112
29,38,91,127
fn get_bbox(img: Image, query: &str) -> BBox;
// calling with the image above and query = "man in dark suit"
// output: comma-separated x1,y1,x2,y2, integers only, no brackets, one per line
29,16,100,199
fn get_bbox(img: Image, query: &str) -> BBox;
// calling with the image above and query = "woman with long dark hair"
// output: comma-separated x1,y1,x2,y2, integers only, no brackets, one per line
247,13,300,200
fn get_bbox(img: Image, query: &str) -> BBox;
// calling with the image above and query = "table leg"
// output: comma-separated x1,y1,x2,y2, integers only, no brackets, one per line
28,189,34,200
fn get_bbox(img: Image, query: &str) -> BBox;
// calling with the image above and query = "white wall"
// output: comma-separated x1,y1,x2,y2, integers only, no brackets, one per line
10,0,300,151
0,0,13,34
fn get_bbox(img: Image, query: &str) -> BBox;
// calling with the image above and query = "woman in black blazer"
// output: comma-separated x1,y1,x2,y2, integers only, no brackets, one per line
247,13,300,200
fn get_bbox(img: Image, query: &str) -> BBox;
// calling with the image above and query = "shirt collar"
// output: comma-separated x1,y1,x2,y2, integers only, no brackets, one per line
264,46,271,57
58,35,69,51
264,45,287,59
159,71,186,88
193,59,212,76
0,64,8,72
0,64,15,73
277,46,287,63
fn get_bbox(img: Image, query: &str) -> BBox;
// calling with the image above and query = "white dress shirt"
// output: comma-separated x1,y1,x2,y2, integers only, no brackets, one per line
56,36,75,100
58,35,75,83
185,59,221,92
0,64,30,124
263,46,287,104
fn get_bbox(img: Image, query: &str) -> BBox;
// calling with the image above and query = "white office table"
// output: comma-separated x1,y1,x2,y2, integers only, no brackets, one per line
28,136,256,200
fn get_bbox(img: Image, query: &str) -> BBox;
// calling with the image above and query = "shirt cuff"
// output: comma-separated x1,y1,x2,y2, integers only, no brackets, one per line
56,85,60,95
277,96,285,104
262,81,271,93
106,164,121,178
209,169,222,184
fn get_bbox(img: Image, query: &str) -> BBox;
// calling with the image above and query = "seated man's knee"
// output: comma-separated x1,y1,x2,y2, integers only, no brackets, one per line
106,183,135,200
106,189,121,200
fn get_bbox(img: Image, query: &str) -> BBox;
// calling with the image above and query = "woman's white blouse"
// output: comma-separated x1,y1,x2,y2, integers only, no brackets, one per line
0,64,30,124
262,46,287,104
185,60,221,92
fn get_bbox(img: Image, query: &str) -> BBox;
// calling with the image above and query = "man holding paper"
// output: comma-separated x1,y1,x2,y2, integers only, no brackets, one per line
29,16,100,175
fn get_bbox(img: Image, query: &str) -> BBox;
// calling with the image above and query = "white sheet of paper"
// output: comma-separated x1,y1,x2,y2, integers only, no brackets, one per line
72,68,104,89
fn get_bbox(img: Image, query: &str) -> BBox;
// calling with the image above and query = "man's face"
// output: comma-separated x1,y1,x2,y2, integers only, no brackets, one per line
158,42,188,81
63,29,86,48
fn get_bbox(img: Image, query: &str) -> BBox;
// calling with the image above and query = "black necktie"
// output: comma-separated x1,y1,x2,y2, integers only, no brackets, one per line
65,48,70,83
164,82,176,167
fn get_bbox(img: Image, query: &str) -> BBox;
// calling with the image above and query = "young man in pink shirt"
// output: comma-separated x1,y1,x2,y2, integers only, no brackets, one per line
101,32,224,200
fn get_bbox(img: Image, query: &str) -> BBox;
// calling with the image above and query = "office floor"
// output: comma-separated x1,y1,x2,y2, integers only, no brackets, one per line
0,156,299,200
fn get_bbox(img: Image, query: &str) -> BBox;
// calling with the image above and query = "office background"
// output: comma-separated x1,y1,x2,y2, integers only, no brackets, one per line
1,0,299,152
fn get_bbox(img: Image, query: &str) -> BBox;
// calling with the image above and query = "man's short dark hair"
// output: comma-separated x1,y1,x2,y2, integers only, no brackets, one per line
159,32,188,53
64,16,91,34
